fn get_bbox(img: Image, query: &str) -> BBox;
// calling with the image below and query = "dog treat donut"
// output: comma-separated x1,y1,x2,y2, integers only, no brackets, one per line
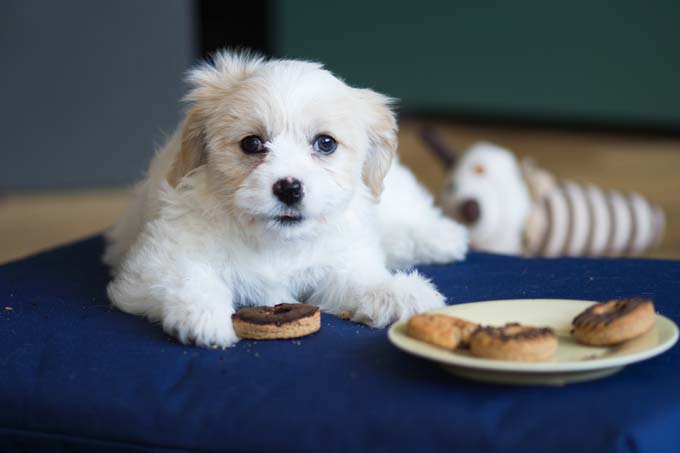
447,316,479,347
407,314,463,350
232,303,320,340
469,323,558,362
572,298,655,346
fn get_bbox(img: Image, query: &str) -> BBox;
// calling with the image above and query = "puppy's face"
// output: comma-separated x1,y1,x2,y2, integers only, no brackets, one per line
169,53,397,239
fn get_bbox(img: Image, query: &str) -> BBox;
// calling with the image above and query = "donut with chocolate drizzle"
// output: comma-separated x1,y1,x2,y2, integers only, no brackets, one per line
232,303,320,340
572,298,655,346
469,323,558,362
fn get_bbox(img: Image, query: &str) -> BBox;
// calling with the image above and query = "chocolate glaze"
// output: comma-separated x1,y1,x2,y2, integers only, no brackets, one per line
232,303,319,326
572,298,652,329
473,323,555,341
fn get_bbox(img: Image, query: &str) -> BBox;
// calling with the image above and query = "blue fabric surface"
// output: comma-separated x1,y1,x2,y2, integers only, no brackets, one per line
1,236,679,452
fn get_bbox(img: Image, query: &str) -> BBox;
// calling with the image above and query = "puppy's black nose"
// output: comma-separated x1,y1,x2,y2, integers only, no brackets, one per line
458,199,480,224
273,177,304,205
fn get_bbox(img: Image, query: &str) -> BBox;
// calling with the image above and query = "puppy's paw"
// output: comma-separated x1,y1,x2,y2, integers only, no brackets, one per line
162,305,239,348
416,217,469,264
352,271,445,328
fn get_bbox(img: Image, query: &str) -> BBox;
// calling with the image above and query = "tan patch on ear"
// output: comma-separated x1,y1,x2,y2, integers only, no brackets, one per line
363,132,396,199
167,110,208,187
360,89,398,199
474,163,486,175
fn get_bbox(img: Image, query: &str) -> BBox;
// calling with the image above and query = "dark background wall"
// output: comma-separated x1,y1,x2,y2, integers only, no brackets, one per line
274,0,680,130
1,0,678,191
0,0,195,190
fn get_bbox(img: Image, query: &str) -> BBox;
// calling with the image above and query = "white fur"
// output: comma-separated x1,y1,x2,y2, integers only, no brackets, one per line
104,52,467,348
440,143,531,255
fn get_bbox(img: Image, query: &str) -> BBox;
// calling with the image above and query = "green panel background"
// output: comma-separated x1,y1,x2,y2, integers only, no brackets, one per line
273,1,680,129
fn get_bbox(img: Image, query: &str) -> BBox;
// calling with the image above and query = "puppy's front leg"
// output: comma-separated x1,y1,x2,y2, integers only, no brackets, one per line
156,265,238,348
107,228,238,348
351,271,445,327
311,254,445,328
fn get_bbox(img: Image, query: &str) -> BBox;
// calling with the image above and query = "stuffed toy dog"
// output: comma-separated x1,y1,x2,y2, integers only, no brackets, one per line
422,128,665,257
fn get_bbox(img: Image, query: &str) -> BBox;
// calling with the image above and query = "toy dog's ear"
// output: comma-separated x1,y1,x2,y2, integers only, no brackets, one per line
520,157,557,201
420,127,457,169
358,89,398,200
167,109,207,187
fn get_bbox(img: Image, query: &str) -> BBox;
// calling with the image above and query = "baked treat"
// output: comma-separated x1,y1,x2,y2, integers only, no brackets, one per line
447,316,479,347
469,323,558,362
572,298,655,346
232,303,320,340
407,314,463,350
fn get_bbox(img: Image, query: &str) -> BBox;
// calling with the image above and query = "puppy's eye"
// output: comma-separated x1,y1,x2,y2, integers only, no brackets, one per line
312,134,337,155
240,135,266,154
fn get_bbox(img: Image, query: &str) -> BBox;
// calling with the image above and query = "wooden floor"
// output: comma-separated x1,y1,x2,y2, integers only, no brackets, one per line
2,119,679,264
0,189,129,263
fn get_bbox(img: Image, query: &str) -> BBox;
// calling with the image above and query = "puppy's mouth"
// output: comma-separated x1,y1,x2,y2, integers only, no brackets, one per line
272,210,304,226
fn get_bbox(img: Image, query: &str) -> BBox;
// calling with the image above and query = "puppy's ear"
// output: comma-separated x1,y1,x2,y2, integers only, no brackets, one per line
167,50,265,187
167,109,207,187
357,89,398,200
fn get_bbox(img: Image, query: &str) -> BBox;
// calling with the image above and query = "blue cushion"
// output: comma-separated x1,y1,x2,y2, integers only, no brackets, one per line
1,236,679,452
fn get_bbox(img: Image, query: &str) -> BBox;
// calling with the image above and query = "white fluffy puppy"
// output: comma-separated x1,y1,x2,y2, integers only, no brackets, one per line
104,51,467,347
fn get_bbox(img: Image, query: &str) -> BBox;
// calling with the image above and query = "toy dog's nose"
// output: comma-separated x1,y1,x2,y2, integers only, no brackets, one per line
273,177,304,206
459,199,480,224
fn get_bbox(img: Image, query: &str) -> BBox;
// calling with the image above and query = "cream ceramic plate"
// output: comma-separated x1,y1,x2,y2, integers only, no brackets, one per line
388,299,678,385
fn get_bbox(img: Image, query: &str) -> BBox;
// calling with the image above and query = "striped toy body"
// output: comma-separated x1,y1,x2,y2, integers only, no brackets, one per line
524,181,665,257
